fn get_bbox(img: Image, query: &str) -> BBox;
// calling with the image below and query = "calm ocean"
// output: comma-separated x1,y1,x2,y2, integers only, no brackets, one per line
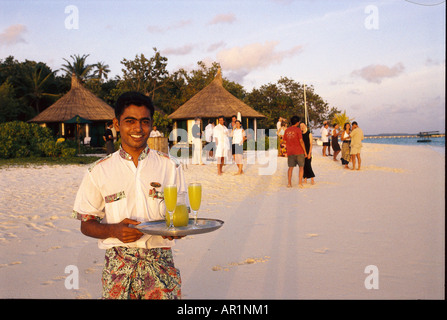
363,136,445,155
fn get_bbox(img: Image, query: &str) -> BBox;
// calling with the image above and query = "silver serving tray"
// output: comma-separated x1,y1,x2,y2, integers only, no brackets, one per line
134,218,224,237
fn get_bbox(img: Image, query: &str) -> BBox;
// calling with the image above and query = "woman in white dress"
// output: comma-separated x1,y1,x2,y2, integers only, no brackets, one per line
231,120,246,175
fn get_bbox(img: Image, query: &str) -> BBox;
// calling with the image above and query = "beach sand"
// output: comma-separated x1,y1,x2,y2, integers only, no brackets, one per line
0,143,444,299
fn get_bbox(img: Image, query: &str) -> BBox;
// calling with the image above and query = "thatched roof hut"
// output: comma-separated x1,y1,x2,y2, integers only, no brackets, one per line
29,74,114,123
29,74,115,147
168,69,264,120
168,69,265,142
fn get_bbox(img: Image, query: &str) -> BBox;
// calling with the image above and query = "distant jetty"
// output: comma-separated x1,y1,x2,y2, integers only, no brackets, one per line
365,132,444,139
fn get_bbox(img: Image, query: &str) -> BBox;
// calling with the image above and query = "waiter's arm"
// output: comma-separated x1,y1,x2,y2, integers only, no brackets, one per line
81,218,143,243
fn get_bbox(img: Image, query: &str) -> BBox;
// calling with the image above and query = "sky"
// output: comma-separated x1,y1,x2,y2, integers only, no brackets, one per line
0,0,445,134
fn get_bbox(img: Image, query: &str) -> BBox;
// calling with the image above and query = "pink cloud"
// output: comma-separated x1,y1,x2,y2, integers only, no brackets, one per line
0,24,27,46
351,63,405,84
217,41,303,72
208,13,236,25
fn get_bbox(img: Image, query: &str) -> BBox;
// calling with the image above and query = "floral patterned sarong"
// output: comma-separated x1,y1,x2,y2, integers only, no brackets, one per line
101,246,181,299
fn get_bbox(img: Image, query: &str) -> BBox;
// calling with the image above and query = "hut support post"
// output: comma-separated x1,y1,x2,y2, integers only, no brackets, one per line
254,118,257,141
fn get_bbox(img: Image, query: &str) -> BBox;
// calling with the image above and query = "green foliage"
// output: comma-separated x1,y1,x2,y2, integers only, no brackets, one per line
152,111,172,135
2,54,343,138
0,81,22,122
244,77,339,131
331,110,354,128
0,121,78,159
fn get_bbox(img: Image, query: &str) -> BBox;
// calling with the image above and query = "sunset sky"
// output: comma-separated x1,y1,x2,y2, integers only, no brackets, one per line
1,0,445,134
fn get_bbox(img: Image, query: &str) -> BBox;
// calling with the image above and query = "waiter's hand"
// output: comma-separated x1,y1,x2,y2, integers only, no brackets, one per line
113,218,144,243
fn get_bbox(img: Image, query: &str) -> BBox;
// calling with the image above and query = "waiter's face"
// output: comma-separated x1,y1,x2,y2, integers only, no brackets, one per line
114,104,152,153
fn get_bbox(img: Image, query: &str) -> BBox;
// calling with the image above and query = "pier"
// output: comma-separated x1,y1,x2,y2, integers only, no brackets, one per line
364,133,444,139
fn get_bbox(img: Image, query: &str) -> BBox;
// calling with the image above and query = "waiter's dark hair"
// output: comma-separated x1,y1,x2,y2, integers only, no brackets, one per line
115,91,154,120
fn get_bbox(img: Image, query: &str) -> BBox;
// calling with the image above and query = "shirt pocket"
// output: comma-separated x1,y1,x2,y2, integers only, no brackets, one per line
104,191,127,223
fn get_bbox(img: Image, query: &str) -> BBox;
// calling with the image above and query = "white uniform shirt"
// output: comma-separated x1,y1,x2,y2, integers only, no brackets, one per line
204,124,214,143
213,124,230,157
150,130,162,137
73,145,186,249
321,127,329,143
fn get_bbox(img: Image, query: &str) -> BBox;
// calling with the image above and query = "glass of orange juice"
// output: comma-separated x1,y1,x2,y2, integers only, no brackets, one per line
163,185,177,229
188,183,202,227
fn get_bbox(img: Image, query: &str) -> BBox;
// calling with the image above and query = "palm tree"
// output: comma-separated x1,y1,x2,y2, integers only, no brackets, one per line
332,110,354,128
61,54,95,82
93,61,110,82
20,63,59,114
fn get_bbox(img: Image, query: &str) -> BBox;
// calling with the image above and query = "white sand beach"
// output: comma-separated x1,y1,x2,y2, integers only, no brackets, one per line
0,142,444,299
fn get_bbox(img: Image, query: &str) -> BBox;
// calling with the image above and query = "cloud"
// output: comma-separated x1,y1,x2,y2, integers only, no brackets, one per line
217,41,303,72
0,24,27,46
207,41,226,52
208,13,236,25
351,63,405,84
162,44,195,56
147,20,192,33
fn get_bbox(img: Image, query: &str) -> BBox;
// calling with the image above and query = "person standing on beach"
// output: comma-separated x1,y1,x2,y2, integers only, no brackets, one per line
277,120,287,157
72,91,185,299
213,115,230,175
191,117,203,165
350,121,364,170
103,122,115,155
300,122,315,185
149,125,162,137
340,122,351,168
331,123,341,161
204,119,215,161
227,115,237,162
320,121,330,156
284,116,307,188
231,120,246,175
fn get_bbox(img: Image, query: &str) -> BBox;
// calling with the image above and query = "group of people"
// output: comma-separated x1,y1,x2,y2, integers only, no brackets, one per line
193,115,247,176
320,120,364,170
277,115,365,188
277,116,315,188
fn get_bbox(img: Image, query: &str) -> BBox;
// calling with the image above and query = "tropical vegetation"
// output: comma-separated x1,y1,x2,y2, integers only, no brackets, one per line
1,48,352,159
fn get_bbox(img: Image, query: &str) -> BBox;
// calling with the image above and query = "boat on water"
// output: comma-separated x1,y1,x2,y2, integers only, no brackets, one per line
417,131,439,143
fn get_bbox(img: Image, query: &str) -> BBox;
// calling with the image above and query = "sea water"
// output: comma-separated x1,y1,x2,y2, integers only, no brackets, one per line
363,136,445,155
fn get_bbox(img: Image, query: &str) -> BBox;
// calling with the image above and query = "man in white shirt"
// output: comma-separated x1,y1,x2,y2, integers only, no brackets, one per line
320,121,330,157
213,115,230,175
72,91,185,299
204,119,214,161
191,117,203,165
149,125,162,137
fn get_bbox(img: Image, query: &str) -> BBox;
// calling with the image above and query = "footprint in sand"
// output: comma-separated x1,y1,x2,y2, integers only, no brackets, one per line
313,247,329,254
0,261,22,268
306,233,319,238
26,223,46,232
212,256,270,271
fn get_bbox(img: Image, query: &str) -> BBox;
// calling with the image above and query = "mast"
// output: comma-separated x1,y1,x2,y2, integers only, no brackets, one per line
304,83,308,126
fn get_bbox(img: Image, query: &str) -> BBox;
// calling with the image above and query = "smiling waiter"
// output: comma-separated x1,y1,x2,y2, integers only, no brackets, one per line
72,91,186,299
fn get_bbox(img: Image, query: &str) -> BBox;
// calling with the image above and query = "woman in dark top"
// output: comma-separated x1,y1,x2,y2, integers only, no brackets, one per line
300,122,315,185
331,123,341,161
340,122,351,168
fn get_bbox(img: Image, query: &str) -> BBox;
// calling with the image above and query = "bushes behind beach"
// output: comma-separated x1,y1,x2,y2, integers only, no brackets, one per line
0,121,77,159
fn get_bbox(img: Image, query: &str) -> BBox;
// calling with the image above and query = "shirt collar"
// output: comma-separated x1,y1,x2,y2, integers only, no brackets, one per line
119,145,150,162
